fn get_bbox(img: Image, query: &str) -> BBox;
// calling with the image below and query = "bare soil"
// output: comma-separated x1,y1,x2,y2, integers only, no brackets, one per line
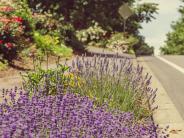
0,56,70,78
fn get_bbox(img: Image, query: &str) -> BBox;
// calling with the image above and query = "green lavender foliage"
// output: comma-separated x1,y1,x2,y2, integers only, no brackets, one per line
22,55,157,120
71,56,157,120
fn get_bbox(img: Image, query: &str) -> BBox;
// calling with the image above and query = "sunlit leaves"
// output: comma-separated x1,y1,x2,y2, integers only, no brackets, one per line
161,3,184,55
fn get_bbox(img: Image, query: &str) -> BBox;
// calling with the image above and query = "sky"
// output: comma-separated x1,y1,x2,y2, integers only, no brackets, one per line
138,0,182,55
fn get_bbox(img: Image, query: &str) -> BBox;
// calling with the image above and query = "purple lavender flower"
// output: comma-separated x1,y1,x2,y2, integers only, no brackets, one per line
0,90,161,138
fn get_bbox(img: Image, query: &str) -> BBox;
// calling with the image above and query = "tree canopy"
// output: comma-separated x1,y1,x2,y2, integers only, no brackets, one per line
28,0,157,34
161,1,184,55
27,0,158,55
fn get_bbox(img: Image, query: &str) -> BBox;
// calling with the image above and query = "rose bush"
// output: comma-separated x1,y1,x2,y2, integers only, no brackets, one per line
0,5,24,62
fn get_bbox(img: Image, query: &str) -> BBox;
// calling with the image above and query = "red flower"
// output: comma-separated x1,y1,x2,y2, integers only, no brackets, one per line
0,40,3,44
5,43,13,49
12,17,23,23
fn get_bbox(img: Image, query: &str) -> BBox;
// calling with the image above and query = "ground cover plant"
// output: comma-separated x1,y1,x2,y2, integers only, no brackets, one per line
0,90,159,138
0,56,169,137
0,1,169,137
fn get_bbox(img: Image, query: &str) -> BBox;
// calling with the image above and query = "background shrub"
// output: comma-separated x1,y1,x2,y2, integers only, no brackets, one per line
107,33,138,53
33,31,73,58
76,22,107,44
0,5,25,62
26,0,158,55
0,1,73,64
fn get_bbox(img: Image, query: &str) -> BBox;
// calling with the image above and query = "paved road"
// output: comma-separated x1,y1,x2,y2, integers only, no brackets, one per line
162,55,184,68
139,56,184,119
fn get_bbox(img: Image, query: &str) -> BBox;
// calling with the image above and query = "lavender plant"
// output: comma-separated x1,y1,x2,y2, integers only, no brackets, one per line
21,55,157,120
0,88,165,138
0,55,169,137
70,55,157,120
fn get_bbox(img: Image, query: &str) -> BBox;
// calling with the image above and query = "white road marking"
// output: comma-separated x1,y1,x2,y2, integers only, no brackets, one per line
156,56,184,74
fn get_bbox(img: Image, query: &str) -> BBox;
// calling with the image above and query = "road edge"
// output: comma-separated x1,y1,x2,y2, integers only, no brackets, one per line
137,57,184,138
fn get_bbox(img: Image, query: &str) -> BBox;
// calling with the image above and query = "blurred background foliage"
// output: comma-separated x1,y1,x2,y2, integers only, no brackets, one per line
27,0,158,55
161,0,184,55
0,0,158,68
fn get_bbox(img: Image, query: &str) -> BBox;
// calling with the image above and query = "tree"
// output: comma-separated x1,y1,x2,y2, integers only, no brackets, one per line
27,0,157,33
161,1,184,55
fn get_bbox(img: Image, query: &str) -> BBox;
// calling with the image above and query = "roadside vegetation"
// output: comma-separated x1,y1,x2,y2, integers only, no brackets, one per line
0,56,169,137
0,1,73,70
161,1,184,54
0,0,170,137
0,0,158,71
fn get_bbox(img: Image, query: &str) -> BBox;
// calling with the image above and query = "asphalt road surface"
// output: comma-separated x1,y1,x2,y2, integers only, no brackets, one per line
141,55,184,119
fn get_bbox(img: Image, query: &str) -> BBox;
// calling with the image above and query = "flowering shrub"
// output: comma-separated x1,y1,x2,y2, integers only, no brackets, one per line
13,0,35,30
107,33,138,53
0,90,162,137
76,22,107,44
0,5,24,62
